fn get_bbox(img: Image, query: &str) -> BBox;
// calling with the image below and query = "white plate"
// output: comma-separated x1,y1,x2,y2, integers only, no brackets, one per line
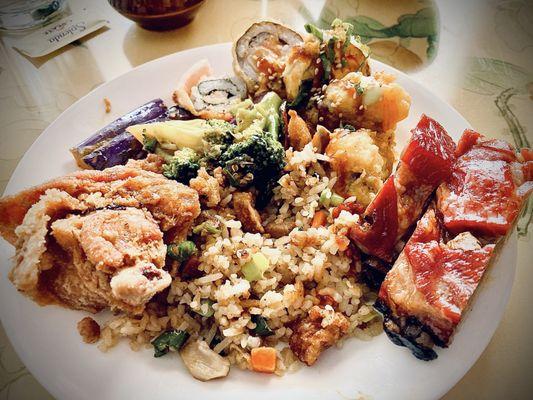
0,43,516,400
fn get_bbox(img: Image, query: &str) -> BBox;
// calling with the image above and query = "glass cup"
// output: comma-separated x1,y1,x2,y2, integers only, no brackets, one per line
0,0,67,32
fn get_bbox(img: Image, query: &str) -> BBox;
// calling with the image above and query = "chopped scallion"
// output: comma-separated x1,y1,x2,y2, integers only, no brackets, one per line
167,241,197,262
304,23,323,41
242,252,269,282
330,193,345,207
151,330,190,357
319,188,333,208
194,299,215,318
251,315,274,337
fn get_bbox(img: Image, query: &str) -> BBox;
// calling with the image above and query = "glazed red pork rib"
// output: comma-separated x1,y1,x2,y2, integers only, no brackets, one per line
349,114,456,262
376,129,532,360
438,129,533,236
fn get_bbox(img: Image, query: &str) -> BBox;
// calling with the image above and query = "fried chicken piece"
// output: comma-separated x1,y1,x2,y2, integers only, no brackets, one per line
287,110,312,151
9,189,84,296
289,305,349,366
0,164,200,244
264,219,295,238
232,192,264,233
75,207,165,273
0,164,200,314
40,205,169,313
125,153,165,174
189,167,221,208
77,317,101,344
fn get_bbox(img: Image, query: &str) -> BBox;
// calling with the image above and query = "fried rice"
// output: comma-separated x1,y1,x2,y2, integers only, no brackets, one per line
97,143,383,374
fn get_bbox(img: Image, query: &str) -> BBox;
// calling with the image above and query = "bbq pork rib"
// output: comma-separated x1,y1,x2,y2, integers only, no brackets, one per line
438,129,533,236
376,129,532,360
350,114,456,262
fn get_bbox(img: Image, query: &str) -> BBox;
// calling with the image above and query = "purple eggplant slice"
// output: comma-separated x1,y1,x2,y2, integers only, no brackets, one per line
71,99,167,169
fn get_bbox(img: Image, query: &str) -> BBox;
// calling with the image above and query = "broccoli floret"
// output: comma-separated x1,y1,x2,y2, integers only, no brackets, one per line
223,154,255,188
204,120,235,145
142,134,157,153
220,93,285,206
202,120,235,163
220,133,285,203
163,148,201,184
233,93,283,142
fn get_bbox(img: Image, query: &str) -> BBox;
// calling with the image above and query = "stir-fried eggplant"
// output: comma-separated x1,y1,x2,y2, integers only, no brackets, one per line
70,99,168,170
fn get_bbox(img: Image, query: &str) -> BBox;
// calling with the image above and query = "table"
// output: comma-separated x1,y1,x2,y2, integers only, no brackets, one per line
0,0,531,398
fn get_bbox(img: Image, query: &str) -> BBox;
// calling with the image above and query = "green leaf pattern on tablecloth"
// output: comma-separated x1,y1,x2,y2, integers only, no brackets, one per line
494,1,533,52
298,1,439,71
350,8,439,60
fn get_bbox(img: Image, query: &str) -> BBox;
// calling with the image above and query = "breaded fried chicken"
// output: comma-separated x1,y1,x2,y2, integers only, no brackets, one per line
0,163,200,314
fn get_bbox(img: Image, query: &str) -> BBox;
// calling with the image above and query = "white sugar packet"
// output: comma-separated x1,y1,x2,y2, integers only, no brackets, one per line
11,8,108,58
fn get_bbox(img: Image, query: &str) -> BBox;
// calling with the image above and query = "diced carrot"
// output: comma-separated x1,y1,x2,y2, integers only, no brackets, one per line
311,210,328,228
250,347,277,373
336,235,350,252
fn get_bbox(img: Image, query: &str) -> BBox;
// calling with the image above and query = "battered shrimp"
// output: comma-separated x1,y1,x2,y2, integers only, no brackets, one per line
322,71,411,132
326,128,393,206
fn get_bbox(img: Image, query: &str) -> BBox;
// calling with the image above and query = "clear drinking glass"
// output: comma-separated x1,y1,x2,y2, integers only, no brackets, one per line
0,0,67,32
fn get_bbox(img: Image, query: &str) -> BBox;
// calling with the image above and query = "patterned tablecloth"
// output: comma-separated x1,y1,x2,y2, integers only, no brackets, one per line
0,0,531,398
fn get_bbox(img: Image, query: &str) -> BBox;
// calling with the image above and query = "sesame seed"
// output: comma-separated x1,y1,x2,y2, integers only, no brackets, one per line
268,68,272,74
319,116,324,121
316,58,321,64
314,68,319,74
359,105,364,110
336,63,342,69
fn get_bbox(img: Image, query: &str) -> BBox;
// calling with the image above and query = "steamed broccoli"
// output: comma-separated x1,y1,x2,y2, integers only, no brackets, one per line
144,119,234,183
220,92,285,205
220,133,285,202
202,120,235,163
162,147,201,184
223,154,255,188
142,92,285,205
